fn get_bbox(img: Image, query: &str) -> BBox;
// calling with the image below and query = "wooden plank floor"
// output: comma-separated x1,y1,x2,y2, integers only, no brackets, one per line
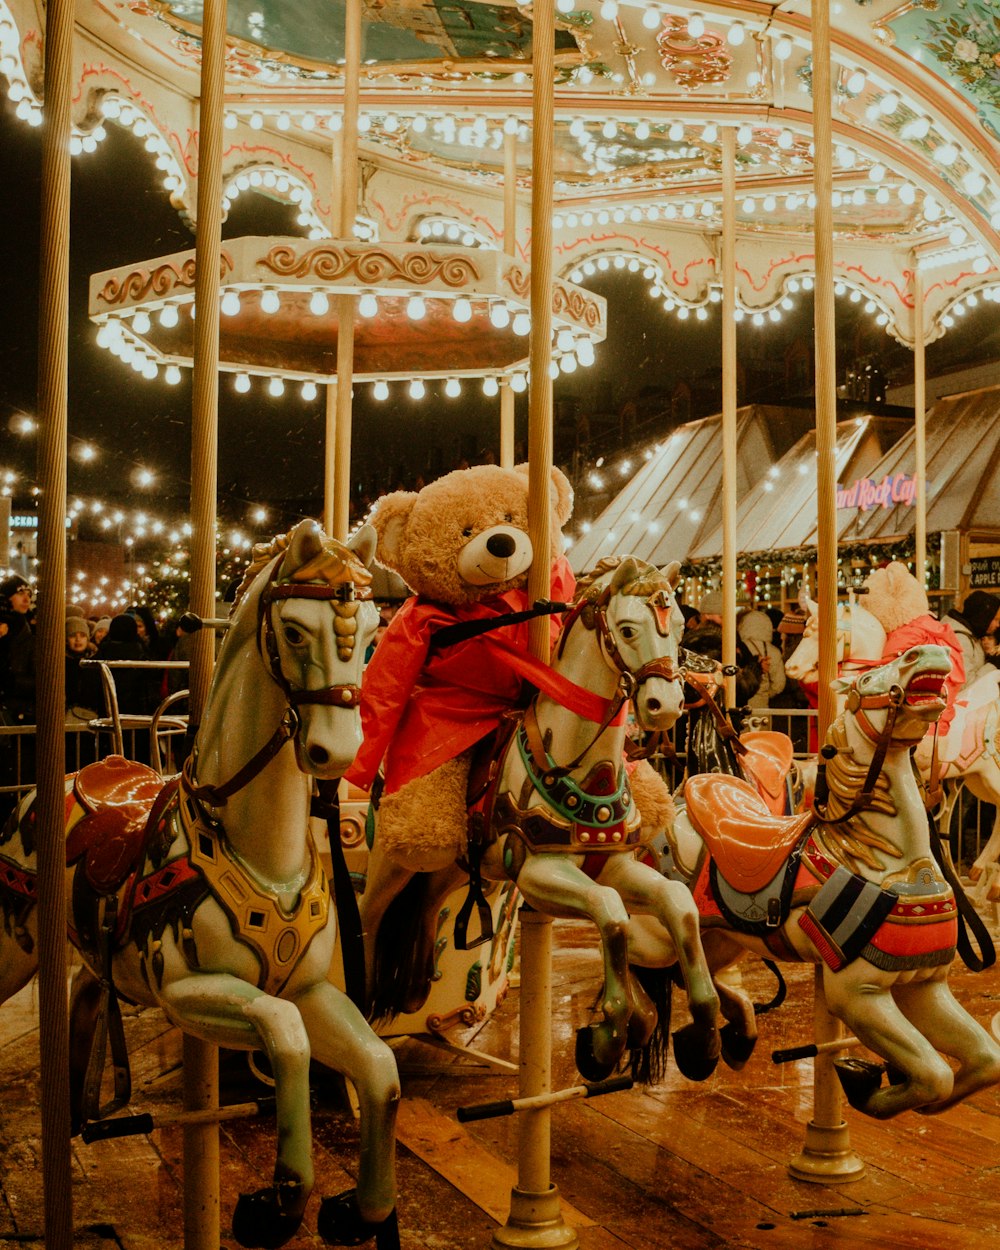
3,920,1000,1249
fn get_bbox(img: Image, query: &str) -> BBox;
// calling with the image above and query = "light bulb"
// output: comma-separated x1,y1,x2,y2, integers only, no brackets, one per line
444,377,461,397
483,376,499,397
373,380,389,401
234,373,251,393
406,295,426,319
409,379,425,399
510,372,527,393
556,328,575,353
774,36,793,60
642,7,662,30
267,376,285,397
490,302,511,329
512,311,531,335
301,381,318,400
453,297,472,322
133,311,151,334
358,292,378,317
309,291,330,316
159,304,179,328
846,70,866,95
260,288,280,314
728,21,745,46
165,365,181,385
688,13,705,37
221,290,241,317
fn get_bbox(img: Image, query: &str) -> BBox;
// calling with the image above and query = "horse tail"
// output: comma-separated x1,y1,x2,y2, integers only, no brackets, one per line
753,958,787,1015
369,871,435,1023
628,964,673,1086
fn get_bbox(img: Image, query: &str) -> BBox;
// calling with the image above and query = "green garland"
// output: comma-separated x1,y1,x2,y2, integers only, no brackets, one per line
680,533,938,580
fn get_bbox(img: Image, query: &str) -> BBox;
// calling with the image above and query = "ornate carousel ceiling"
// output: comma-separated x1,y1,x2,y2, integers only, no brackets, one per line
3,0,999,354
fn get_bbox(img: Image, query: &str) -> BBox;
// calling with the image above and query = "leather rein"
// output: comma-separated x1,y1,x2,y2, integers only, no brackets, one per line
185,557,370,808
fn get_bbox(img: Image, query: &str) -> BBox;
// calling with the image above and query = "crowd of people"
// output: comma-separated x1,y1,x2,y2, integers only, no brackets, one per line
0,575,200,728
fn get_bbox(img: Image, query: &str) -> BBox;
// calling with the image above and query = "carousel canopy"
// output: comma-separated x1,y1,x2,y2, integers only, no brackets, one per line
3,0,999,376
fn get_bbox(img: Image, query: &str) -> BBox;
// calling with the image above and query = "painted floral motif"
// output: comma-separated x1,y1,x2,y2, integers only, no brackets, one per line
922,0,1000,109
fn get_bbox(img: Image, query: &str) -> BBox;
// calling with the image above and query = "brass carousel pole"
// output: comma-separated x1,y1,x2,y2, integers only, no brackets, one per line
789,0,865,1183
185,0,227,1242
720,126,737,708
34,0,75,1241
332,0,361,541
500,129,518,469
912,260,927,581
323,127,344,536
492,0,576,1245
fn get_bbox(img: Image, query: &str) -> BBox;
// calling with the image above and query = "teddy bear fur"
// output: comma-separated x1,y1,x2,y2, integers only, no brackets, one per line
366,462,574,872
862,562,928,634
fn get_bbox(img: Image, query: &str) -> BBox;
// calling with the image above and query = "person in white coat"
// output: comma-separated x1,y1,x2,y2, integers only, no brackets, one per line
737,608,786,709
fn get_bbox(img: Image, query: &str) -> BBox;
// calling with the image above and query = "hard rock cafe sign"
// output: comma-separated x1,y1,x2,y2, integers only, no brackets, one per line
836,471,918,512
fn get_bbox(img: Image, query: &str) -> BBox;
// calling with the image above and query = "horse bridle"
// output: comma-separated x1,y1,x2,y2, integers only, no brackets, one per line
528,582,684,777
185,555,371,807
813,681,906,823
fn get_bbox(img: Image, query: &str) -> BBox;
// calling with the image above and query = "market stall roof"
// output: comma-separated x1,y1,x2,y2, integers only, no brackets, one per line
843,385,1000,542
567,403,816,573
691,411,912,558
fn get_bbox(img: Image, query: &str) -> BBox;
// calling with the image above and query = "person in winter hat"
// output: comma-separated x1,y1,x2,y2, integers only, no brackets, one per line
737,608,786,708
945,591,1000,691
862,562,963,735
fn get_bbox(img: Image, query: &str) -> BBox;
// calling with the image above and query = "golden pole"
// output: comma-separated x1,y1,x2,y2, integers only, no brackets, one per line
34,0,75,1242
912,261,927,583
789,0,864,1184
333,0,361,540
324,129,344,535
493,0,576,1245
720,126,737,708
185,0,227,1242
500,129,518,468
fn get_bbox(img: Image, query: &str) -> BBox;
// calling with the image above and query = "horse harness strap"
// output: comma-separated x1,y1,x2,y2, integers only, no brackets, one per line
185,558,366,808
517,713,632,830
179,781,330,998
814,683,903,824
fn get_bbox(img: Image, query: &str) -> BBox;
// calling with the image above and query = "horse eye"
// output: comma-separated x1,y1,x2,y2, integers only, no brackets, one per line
284,624,306,647
619,625,637,641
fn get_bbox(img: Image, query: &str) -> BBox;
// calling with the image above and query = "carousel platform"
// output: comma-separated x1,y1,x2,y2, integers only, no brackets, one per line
2,919,1000,1250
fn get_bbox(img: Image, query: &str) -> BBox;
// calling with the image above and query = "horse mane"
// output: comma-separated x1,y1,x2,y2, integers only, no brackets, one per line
230,525,372,616
575,555,671,604
821,716,904,872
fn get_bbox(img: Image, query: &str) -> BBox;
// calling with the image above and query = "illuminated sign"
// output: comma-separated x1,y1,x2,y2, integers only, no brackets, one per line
836,471,918,512
9,515,71,529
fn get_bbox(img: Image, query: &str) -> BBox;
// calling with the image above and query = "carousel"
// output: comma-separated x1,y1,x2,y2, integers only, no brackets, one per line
2,0,1000,1247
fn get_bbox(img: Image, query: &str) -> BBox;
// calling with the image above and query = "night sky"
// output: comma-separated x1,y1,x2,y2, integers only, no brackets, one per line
2,92,997,528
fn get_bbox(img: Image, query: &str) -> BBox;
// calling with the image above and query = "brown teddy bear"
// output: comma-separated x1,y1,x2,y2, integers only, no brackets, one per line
346,462,579,872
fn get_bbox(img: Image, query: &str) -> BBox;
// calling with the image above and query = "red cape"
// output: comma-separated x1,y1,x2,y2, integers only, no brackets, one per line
346,557,576,794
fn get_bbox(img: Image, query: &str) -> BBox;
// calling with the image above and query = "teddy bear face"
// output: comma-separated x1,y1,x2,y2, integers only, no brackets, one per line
369,463,573,606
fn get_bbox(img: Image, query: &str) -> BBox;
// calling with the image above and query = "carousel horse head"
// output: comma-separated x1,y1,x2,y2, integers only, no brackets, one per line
576,555,686,731
785,594,887,683
833,643,951,746
228,518,380,779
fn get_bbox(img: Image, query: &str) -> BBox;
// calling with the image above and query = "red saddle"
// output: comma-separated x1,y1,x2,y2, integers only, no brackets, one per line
66,756,169,894
739,730,794,814
684,773,814,895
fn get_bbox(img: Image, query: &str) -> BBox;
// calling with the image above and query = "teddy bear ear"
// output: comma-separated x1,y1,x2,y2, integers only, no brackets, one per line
511,463,574,526
368,490,416,569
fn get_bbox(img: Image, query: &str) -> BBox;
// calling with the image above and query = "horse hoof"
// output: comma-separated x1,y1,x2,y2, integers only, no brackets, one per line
720,1022,757,1071
232,1188,303,1249
317,1188,399,1247
671,1023,720,1082
574,1026,618,1083
834,1058,884,1111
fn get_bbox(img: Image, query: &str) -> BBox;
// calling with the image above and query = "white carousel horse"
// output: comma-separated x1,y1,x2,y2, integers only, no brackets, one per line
0,520,400,1249
787,596,1000,899
631,645,1000,1117
360,556,722,1082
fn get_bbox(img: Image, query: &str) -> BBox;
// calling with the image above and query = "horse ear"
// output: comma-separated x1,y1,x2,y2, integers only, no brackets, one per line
661,560,682,589
282,518,324,576
830,675,851,694
610,556,640,594
349,524,377,569
806,595,819,615
368,490,417,570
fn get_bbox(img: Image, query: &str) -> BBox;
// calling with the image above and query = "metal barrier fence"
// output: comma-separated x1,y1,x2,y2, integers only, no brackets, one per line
2,701,996,890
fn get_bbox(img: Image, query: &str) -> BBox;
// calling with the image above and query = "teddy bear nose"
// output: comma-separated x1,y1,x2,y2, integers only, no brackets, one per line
486,533,517,559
